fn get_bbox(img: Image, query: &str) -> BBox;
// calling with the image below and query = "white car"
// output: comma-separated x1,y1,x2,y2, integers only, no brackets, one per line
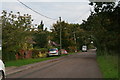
82,45,87,52
0,59,5,80
48,48,60,56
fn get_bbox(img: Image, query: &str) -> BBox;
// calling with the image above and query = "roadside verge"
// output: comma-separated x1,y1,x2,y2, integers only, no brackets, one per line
6,55,70,75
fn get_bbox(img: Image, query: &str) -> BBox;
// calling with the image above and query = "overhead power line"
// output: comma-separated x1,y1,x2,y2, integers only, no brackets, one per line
17,0,56,20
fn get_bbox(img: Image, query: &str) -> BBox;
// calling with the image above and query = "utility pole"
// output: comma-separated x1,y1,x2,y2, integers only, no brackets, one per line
74,32,77,45
74,31,77,52
59,17,62,52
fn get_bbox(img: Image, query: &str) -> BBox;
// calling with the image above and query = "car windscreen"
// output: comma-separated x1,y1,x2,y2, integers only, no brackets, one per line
49,49,57,51
83,46,87,48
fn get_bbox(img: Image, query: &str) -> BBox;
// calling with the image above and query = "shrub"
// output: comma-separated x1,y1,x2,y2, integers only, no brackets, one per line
32,48,48,58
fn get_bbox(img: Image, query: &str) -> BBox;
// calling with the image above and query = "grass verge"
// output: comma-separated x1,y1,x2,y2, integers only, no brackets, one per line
97,55,118,78
5,52,75,67
5,56,59,67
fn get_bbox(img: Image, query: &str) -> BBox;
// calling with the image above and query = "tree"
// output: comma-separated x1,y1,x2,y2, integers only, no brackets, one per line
1,10,33,61
38,20,44,31
33,31,48,48
51,21,89,52
80,1,120,55
33,21,48,49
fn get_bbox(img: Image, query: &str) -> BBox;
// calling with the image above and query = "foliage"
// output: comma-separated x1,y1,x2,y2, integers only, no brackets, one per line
1,10,50,61
38,20,44,30
81,2,120,55
32,48,48,58
51,21,90,52
1,10,33,61
33,31,48,48
97,54,118,78
33,20,49,49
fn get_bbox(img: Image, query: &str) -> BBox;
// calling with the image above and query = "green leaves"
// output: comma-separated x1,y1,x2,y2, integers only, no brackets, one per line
33,31,48,48
83,1,120,54
51,21,89,52
1,11,33,61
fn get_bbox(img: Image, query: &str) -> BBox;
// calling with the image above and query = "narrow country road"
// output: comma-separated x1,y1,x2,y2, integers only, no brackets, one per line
7,49,102,78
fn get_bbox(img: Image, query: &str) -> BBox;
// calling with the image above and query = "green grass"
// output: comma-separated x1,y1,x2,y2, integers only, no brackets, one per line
5,56,60,67
97,55,118,78
5,52,75,67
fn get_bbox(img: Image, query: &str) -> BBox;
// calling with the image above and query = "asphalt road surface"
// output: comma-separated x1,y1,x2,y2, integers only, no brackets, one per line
7,49,102,78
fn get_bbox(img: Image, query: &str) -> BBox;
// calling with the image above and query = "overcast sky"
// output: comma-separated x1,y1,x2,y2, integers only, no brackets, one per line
1,0,92,30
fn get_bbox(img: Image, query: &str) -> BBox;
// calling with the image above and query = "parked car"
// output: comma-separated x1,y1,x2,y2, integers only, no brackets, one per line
82,45,87,52
48,48,60,56
61,49,68,55
0,59,5,80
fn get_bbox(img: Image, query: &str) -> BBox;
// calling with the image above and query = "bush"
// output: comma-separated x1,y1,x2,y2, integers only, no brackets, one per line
32,48,48,58
3,51,16,62
39,48,48,53
32,49,39,58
